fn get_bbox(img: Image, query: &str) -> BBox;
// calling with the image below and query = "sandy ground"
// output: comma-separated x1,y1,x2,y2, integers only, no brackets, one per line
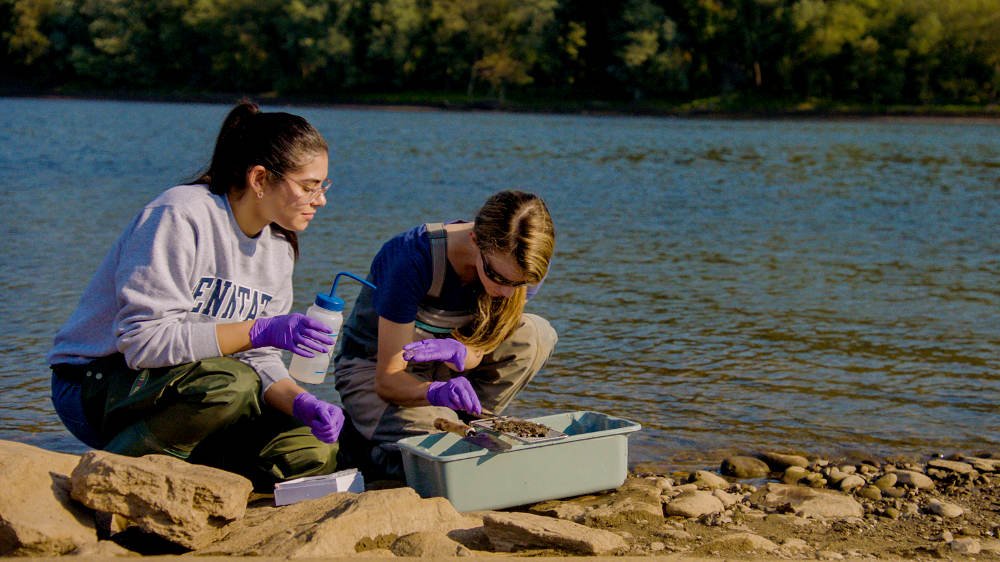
571,458,1000,560
8,452,997,560
0,554,928,562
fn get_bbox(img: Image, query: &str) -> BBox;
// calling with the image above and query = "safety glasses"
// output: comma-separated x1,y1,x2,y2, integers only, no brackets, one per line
480,252,528,287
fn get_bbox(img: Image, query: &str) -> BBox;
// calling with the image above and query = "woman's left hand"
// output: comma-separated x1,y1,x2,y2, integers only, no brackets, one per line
249,313,334,357
402,338,467,372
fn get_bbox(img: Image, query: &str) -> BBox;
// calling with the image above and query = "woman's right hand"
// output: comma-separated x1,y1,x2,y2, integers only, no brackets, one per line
249,313,333,357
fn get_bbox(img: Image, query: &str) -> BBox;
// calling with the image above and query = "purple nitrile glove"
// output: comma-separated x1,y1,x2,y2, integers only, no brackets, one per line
402,338,467,372
292,392,344,443
425,376,482,415
249,313,334,357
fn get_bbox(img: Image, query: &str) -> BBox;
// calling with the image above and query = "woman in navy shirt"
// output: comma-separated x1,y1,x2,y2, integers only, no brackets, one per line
335,190,557,478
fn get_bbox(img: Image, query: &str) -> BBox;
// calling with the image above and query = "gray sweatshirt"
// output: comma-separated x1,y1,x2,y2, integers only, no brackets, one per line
48,184,294,394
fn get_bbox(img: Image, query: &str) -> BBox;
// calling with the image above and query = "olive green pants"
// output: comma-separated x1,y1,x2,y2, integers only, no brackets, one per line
52,355,338,490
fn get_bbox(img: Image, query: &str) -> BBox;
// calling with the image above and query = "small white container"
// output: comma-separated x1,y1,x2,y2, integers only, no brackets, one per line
273,468,365,506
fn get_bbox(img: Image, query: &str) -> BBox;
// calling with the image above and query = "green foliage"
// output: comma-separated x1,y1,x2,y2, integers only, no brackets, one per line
0,0,995,106
609,0,690,99
427,0,556,99
2,0,82,79
3,0,60,65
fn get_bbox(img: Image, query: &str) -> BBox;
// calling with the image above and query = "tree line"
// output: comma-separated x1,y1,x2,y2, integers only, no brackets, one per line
2,0,998,108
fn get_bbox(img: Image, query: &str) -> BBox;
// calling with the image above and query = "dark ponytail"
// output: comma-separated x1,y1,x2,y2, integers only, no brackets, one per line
195,99,328,258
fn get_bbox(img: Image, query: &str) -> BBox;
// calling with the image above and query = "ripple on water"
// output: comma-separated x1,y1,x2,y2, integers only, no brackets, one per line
1,100,997,463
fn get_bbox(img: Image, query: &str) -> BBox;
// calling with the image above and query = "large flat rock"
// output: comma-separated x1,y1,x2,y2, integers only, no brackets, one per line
70,451,252,549
200,487,479,558
483,511,626,554
0,440,96,555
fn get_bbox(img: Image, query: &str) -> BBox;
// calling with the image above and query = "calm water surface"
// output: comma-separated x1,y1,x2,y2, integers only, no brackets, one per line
1,98,997,468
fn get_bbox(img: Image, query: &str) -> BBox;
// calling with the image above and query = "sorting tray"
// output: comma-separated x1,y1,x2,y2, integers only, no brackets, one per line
397,411,641,512
470,415,567,444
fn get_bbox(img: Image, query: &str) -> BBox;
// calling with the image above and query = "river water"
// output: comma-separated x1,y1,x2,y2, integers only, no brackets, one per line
1,97,997,468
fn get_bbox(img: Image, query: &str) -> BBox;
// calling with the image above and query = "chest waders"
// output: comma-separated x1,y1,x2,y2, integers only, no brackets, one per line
334,222,558,480
410,223,557,419
413,222,476,340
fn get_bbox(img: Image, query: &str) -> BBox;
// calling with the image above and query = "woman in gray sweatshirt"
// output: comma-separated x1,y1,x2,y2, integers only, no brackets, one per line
48,100,345,489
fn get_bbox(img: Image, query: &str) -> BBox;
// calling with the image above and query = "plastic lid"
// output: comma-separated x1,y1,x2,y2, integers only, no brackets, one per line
314,292,344,311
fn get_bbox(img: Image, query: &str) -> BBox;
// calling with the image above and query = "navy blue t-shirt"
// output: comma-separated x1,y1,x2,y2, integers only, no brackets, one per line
338,223,546,360
370,224,482,323
338,224,480,359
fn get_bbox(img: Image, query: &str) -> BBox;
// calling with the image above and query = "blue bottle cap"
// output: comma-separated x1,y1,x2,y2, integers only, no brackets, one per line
314,292,344,311
315,271,376,313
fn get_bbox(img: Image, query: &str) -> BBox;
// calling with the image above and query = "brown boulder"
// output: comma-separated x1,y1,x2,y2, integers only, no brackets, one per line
483,511,626,554
70,451,252,549
0,440,96,555
200,487,479,557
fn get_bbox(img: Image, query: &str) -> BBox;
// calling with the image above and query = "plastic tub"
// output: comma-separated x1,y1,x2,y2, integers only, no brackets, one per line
397,411,641,512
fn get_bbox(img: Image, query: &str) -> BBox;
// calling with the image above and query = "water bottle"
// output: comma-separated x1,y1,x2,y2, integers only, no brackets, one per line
288,272,376,384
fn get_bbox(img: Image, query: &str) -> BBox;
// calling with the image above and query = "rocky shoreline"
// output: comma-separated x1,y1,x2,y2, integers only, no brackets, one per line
1,439,997,559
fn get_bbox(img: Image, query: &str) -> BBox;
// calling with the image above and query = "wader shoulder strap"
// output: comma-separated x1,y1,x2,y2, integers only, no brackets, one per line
425,222,447,299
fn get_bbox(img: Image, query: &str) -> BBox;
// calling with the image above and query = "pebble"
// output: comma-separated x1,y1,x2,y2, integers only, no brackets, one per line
783,466,807,485
883,486,907,498
656,528,694,540
961,456,1000,472
827,468,848,485
649,541,666,551
804,472,828,488
882,507,901,519
926,498,964,518
760,452,810,471
951,537,982,554
895,470,935,489
664,490,725,518
927,468,949,480
780,537,811,552
817,549,845,560
766,514,812,527
858,485,882,500
839,474,866,491
980,538,1000,554
712,489,740,508
702,532,778,553
928,459,976,475
873,473,897,490
859,464,880,475
935,530,954,542
720,456,771,479
649,476,674,491
691,470,729,490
